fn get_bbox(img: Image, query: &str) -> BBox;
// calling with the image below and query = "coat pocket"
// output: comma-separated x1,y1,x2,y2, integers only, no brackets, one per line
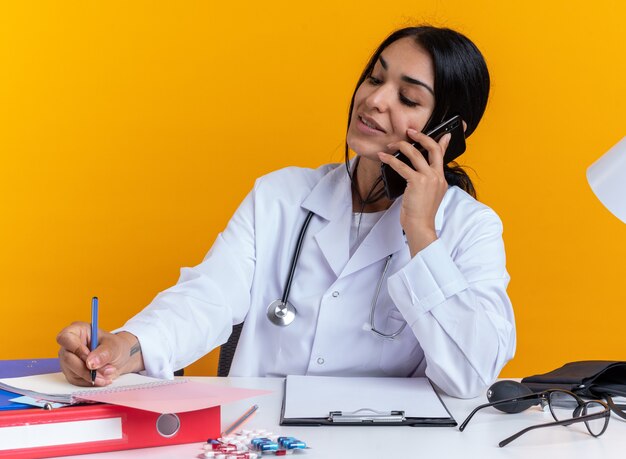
378,309,423,376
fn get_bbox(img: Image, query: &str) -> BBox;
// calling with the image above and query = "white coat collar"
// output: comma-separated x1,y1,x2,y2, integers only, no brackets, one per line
301,159,446,277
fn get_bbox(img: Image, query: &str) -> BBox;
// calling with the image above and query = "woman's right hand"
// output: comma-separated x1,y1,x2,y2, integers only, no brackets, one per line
56,322,143,387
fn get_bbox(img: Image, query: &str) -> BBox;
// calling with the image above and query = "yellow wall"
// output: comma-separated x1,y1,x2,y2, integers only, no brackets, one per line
1,1,624,378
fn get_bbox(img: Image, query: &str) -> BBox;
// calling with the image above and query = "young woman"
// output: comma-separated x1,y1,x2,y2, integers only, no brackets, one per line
57,25,515,398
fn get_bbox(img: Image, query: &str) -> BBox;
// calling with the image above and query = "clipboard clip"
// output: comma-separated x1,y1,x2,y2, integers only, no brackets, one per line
328,408,406,423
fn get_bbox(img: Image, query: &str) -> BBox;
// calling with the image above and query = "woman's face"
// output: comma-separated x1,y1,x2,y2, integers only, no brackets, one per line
347,37,436,162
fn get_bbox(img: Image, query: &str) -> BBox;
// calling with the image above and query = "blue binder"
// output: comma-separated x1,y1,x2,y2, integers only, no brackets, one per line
0,358,61,410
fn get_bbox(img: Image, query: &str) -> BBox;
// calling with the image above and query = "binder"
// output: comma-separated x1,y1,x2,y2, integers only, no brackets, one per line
0,363,270,458
0,359,61,411
0,402,219,459
280,375,456,427
0,390,31,411
0,359,61,379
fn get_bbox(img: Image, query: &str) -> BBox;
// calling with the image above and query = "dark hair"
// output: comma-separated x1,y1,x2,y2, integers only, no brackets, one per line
346,26,490,200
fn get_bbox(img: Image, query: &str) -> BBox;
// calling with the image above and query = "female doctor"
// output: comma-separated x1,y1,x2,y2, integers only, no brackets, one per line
56,25,515,398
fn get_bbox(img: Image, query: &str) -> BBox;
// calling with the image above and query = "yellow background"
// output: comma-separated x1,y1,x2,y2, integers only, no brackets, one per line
1,1,624,378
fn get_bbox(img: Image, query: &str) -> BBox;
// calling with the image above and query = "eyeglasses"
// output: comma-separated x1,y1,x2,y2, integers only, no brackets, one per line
459,389,610,447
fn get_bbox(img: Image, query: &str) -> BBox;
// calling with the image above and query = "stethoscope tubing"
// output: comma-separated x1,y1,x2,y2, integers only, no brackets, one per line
269,210,406,339
368,254,406,339
281,211,314,304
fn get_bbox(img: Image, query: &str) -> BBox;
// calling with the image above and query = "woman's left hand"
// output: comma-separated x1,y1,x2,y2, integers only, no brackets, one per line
378,128,450,257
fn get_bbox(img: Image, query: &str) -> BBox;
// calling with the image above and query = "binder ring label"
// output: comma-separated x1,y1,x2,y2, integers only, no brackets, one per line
156,413,181,437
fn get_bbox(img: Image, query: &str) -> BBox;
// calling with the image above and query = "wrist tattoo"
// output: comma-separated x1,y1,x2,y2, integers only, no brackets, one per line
129,342,141,357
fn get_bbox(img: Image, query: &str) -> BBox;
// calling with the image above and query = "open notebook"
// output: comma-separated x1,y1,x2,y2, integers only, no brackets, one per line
0,372,269,413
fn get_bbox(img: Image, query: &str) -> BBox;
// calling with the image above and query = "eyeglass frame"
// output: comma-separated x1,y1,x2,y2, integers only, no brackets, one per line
459,388,611,447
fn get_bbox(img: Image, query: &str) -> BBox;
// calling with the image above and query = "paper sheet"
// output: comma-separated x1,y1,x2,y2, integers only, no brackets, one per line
283,375,451,419
80,379,270,413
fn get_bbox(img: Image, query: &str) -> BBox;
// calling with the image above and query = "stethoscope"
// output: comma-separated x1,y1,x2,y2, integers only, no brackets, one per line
266,211,407,339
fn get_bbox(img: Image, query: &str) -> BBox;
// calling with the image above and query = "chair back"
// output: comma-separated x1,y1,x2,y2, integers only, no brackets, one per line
217,323,244,377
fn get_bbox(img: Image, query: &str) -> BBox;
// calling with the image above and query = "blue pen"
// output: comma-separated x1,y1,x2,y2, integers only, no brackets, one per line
90,296,99,385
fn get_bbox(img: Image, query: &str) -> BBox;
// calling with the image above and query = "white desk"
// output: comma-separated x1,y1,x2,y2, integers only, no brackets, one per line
59,377,624,459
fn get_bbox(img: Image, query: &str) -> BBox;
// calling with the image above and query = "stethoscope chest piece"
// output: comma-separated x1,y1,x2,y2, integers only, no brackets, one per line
266,299,297,326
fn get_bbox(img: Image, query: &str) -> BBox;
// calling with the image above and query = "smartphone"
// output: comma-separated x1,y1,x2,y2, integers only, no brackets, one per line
380,114,466,200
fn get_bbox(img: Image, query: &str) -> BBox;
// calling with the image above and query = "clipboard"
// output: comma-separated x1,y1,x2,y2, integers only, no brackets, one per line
280,375,456,427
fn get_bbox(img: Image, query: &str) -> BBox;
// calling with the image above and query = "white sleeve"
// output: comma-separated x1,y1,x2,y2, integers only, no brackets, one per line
116,184,258,379
387,209,515,398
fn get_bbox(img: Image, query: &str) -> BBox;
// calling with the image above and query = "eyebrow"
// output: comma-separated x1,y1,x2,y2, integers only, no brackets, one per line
379,55,435,96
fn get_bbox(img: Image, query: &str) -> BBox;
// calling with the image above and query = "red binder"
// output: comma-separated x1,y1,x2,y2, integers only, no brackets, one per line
0,403,219,459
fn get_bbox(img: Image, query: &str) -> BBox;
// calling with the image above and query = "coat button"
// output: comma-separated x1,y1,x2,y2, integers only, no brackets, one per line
332,291,339,298
317,357,325,365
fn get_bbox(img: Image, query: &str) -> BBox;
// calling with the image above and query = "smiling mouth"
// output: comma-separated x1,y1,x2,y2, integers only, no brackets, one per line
359,115,386,133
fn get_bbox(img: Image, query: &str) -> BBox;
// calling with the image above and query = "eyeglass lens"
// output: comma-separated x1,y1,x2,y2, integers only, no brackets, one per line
582,401,609,436
547,391,608,437
547,391,580,422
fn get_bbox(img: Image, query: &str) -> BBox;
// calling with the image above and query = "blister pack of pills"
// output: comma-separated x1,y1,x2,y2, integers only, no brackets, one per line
201,430,308,458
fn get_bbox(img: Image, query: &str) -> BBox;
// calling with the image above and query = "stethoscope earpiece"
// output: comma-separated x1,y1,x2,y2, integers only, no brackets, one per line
266,299,297,326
